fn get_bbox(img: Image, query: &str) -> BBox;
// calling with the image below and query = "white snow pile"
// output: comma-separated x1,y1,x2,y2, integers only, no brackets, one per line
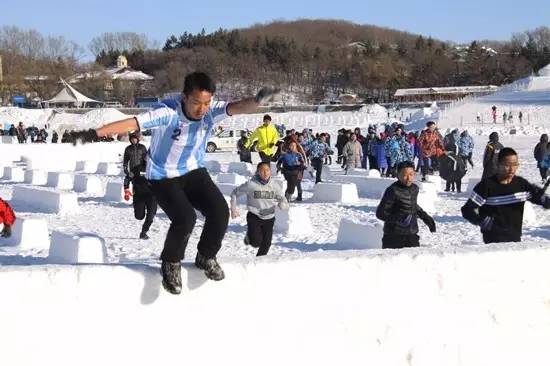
2,245,550,365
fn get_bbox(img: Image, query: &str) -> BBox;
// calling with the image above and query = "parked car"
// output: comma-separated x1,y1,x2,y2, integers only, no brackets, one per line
207,128,247,153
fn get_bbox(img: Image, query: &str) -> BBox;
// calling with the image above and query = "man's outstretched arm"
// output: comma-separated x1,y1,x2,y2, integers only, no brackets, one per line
227,87,280,116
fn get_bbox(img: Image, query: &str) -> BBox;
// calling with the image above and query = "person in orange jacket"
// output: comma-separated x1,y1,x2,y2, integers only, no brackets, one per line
417,121,444,181
0,198,16,238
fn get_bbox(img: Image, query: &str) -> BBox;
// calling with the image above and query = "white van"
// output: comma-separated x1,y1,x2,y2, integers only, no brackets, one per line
206,129,247,153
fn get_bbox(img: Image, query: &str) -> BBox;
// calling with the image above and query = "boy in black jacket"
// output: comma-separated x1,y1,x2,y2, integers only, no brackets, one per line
462,147,550,244
376,161,436,249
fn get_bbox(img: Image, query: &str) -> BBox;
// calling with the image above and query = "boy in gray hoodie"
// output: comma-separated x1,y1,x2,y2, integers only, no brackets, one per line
230,162,289,256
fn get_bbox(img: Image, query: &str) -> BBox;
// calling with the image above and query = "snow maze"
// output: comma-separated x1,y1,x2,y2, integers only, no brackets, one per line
1,131,550,365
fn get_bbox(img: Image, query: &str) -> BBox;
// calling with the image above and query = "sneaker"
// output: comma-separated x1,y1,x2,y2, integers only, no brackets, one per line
421,177,426,182
139,232,149,240
160,261,182,295
195,252,225,281
296,193,303,202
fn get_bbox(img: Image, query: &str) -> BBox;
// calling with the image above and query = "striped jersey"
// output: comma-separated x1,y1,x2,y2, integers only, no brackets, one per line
466,175,544,240
136,98,229,180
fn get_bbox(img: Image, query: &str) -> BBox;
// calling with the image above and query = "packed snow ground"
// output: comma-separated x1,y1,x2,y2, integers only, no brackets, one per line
1,134,549,267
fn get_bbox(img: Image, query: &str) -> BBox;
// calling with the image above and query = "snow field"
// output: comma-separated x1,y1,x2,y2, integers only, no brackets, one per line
0,106,549,365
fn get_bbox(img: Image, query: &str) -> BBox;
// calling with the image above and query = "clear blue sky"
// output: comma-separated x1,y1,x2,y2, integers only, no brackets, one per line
2,0,549,60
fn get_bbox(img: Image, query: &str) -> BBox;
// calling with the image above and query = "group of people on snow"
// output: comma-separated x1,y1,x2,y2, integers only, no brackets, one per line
2,71,545,297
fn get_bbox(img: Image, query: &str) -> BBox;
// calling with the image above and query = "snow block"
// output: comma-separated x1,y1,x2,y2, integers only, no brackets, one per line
5,246,550,365
47,172,74,190
0,218,49,249
204,160,222,174
97,162,120,176
418,181,439,197
73,175,103,195
24,169,48,185
321,167,334,180
274,206,313,235
11,186,79,214
227,162,255,176
48,231,107,264
104,181,130,203
333,175,395,198
368,169,381,178
417,191,437,215
75,160,98,174
523,201,537,226
346,168,369,176
3,167,25,182
1,136,17,144
312,182,359,203
218,173,247,185
425,175,442,191
336,218,383,249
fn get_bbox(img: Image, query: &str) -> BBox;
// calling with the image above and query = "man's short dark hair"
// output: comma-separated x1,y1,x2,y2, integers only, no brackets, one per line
257,161,270,170
263,114,272,121
498,147,518,162
426,121,436,127
397,161,415,172
183,72,216,96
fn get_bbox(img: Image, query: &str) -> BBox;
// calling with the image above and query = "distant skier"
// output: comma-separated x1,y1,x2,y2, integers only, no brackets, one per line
123,133,157,240
376,161,436,249
462,148,550,244
230,162,289,256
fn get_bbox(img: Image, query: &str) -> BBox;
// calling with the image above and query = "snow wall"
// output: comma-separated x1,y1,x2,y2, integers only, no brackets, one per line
2,243,550,366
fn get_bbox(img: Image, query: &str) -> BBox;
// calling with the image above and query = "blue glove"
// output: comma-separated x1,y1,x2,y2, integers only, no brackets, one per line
480,216,493,232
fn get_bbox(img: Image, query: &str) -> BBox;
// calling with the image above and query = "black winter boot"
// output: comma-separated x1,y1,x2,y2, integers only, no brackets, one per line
195,252,225,281
160,261,182,295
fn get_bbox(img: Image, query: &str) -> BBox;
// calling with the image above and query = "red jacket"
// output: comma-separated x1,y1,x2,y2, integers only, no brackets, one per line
0,198,16,226
418,130,444,158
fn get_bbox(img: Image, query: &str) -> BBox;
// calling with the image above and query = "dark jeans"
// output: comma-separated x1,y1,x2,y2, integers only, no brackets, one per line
126,175,158,233
283,170,302,198
247,212,275,256
149,168,229,262
421,157,431,178
445,179,462,192
368,156,377,170
134,193,158,233
537,162,548,180
382,234,420,249
239,152,252,164
311,157,323,183
259,151,273,163
482,232,521,244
